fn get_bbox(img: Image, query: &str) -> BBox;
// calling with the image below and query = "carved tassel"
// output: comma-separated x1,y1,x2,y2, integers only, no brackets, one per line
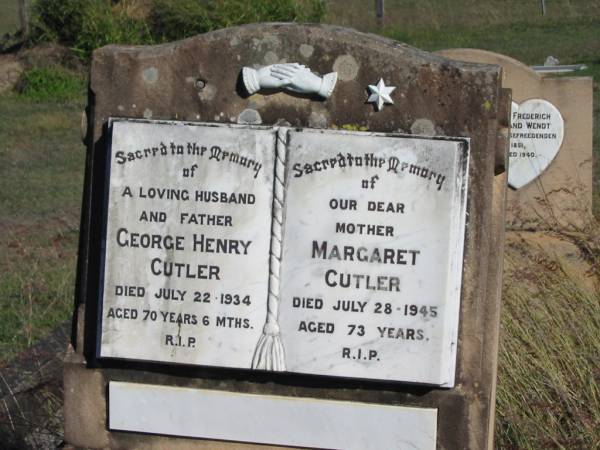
252,128,287,371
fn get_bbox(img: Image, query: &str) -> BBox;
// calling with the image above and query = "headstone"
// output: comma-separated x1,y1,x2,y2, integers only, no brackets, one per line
64,24,509,449
508,99,564,190
436,48,593,230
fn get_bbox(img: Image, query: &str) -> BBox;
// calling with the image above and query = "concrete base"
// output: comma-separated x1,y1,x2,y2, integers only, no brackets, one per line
63,350,295,449
63,346,480,449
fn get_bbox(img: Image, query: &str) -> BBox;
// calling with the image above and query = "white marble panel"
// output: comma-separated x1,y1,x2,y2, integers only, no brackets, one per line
99,120,275,369
279,129,469,386
109,381,437,450
509,99,564,189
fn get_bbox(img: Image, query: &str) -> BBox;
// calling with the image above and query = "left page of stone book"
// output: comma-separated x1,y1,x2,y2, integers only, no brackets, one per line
98,120,275,369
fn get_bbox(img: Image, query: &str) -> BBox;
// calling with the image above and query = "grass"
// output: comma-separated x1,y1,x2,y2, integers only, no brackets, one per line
0,94,85,361
0,0,19,35
29,0,326,60
498,230,600,449
384,20,600,65
326,0,600,33
19,65,86,102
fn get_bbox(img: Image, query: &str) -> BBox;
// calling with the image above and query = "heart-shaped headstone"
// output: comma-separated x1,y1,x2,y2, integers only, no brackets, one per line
508,99,564,189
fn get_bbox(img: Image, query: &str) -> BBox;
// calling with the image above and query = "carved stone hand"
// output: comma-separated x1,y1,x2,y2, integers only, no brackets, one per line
242,63,337,99
251,66,291,90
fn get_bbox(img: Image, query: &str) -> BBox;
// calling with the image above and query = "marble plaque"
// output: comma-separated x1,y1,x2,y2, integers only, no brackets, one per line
99,120,275,368
279,129,469,386
99,121,470,386
109,381,437,449
509,99,564,189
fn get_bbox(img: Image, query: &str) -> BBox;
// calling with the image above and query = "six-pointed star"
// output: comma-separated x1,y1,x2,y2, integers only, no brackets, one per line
367,78,395,111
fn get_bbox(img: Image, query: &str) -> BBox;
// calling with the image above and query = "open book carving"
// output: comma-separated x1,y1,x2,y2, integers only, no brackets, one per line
98,119,469,387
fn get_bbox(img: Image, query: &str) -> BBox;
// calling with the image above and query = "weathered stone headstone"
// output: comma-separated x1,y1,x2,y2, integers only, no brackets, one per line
65,24,509,449
437,48,593,230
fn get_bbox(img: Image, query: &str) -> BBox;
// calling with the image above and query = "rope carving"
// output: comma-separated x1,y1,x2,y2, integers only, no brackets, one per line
251,128,287,371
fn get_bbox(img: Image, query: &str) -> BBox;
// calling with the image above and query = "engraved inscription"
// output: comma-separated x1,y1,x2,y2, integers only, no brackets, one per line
99,121,275,369
279,129,469,386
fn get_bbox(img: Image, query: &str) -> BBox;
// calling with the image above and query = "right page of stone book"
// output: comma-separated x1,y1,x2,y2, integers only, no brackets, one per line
278,129,469,387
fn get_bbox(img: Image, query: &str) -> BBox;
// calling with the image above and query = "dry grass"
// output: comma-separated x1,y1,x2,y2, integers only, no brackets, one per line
497,225,600,449
0,94,84,362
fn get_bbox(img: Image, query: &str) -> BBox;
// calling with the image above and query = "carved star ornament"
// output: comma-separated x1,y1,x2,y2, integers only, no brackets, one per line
367,78,396,111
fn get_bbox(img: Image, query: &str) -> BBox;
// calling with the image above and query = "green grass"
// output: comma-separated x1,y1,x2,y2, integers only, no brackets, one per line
0,94,85,360
384,20,600,65
19,65,86,102
0,0,19,35
326,0,600,33
29,0,326,60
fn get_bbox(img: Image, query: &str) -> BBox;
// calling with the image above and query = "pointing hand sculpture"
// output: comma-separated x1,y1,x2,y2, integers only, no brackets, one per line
242,63,337,99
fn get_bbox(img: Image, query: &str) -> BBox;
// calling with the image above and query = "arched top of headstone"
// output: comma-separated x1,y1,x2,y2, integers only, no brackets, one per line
89,23,501,138
94,23,491,75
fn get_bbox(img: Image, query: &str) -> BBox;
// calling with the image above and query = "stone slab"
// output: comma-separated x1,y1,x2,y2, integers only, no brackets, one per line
436,48,593,230
108,381,437,450
99,120,275,368
279,129,469,386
